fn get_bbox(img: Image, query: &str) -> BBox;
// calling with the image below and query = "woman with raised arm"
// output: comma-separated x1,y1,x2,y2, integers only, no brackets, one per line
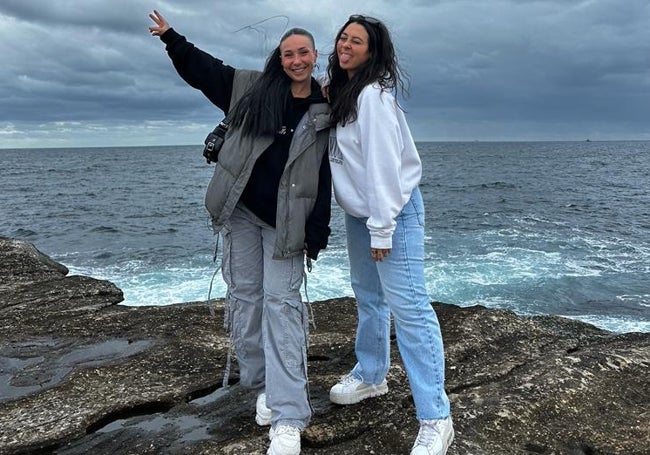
149,10,331,455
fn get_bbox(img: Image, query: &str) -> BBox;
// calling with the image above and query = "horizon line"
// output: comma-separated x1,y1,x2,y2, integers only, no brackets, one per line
3,138,650,151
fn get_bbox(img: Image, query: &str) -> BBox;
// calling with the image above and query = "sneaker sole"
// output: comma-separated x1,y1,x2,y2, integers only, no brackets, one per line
267,444,300,455
330,382,389,405
256,412,272,426
446,426,455,452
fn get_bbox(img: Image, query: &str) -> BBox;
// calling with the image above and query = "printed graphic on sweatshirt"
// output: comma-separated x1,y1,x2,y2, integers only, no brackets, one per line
329,130,343,165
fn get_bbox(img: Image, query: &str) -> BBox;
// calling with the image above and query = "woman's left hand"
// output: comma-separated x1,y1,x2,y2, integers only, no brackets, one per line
371,248,391,262
148,10,170,36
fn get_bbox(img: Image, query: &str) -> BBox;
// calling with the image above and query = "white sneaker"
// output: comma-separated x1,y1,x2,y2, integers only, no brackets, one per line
256,392,272,426
267,425,301,455
410,416,454,455
329,374,388,405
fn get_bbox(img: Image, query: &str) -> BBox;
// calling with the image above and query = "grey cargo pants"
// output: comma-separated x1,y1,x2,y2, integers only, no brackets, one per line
221,203,311,430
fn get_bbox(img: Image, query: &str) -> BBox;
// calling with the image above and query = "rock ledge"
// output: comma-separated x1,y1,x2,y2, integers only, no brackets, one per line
1,237,648,454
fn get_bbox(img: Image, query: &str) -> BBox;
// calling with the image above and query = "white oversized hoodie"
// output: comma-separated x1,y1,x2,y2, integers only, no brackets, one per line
329,83,422,249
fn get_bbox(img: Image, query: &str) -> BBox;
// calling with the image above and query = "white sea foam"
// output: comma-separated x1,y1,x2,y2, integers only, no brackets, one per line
560,314,650,334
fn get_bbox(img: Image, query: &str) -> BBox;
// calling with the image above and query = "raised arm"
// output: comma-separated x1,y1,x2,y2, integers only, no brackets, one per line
147,10,235,112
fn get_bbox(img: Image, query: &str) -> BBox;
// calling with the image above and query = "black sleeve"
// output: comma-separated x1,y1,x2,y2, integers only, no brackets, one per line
160,28,236,113
304,154,332,260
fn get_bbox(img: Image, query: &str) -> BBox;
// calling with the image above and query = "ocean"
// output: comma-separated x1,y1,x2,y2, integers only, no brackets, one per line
1,142,648,333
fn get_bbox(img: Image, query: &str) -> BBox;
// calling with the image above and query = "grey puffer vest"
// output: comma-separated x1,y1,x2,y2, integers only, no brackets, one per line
205,70,331,259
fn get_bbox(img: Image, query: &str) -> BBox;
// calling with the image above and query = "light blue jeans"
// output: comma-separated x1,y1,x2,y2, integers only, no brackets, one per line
221,203,311,430
345,188,450,420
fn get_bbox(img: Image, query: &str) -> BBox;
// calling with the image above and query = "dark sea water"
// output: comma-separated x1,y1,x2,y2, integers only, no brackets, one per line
1,142,648,333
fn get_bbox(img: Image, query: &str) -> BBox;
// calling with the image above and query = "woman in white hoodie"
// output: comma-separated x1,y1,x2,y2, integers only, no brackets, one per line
326,15,454,455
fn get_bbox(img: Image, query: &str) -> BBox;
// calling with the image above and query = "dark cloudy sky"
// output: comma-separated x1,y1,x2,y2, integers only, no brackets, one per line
1,0,649,148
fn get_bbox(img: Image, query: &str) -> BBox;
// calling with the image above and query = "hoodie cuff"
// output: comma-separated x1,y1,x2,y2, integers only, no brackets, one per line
160,27,182,46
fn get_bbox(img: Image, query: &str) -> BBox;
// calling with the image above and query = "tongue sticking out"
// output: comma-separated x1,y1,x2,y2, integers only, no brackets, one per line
339,53,352,64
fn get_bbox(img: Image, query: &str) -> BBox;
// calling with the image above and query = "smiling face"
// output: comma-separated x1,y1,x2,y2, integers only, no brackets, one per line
336,22,371,78
280,34,317,85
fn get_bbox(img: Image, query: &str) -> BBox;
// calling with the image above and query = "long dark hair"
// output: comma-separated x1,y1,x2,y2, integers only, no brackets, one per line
327,16,409,126
228,27,316,137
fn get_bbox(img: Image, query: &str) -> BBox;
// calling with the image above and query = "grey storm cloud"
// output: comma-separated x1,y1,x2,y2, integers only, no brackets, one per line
1,0,649,147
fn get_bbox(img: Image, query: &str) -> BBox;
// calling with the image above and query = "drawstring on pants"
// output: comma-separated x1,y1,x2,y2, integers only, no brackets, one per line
207,235,221,318
206,235,233,388
303,255,316,332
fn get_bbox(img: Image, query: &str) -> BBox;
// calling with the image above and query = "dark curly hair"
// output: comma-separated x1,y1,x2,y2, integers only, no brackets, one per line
327,16,409,126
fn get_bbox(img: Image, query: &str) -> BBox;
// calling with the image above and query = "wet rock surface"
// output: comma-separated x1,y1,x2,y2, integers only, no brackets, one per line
1,236,648,455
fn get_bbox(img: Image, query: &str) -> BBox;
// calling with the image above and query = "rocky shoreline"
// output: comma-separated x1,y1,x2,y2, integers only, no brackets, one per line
1,236,648,454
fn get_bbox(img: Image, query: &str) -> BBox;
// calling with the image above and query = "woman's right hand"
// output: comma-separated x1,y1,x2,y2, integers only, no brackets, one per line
148,10,170,36
371,248,391,262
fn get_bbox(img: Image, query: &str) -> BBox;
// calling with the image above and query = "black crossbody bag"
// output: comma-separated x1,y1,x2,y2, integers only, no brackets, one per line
202,114,231,164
